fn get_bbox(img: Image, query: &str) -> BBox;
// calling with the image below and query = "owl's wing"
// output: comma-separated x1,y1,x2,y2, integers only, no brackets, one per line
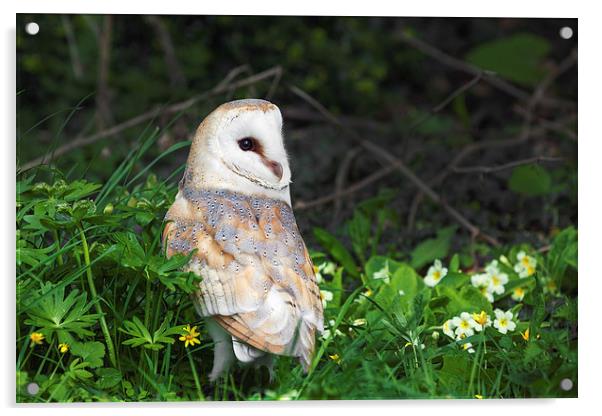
163,189,323,369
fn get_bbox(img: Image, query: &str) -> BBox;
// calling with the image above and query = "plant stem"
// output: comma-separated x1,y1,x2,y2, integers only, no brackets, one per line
52,230,64,266
35,339,54,379
78,224,117,368
187,350,204,401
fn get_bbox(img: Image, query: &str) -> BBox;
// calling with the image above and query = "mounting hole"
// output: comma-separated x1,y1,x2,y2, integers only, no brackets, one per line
559,26,573,40
26,382,39,395
25,22,39,36
560,378,573,391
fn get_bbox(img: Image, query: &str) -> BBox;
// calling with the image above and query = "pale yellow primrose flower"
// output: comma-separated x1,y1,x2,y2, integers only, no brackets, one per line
314,261,337,284
442,319,456,339
320,289,334,308
512,286,526,301
493,309,517,334
514,251,537,278
471,273,494,302
352,318,367,327
424,260,448,287
322,319,343,340
453,312,478,337
472,311,492,331
462,342,476,354
485,260,509,295
373,261,390,284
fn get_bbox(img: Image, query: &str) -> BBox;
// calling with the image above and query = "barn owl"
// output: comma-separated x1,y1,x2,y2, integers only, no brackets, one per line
162,99,324,380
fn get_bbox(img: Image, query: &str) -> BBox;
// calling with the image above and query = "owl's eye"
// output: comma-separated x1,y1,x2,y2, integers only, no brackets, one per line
238,137,256,151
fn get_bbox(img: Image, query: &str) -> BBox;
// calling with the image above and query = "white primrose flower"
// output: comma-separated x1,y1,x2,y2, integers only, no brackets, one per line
453,312,477,338
493,309,517,334
471,273,494,302
313,261,336,284
320,290,333,308
485,259,501,275
373,261,391,284
514,251,537,278
424,260,448,287
487,269,509,295
322,319,343,340
352,318,367,327
462,342,475,354
511,286,526,302
442,319,456,339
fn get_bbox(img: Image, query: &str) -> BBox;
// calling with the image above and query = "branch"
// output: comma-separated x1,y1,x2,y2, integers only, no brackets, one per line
144,15,187,89
20,66,283,171
289,85,501,247
407,47,578,231
395,30,574,110
408,71,484,132
295,163,399,211
333,146,361,221
452,156,564,174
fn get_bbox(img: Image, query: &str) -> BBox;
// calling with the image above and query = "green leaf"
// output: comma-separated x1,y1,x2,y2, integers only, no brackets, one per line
449,254,460,273
437,284,493,316
374,263,424,313
95,368,122,389
71,341,106,368
466,33,551,86
347,209,370,263
508,165,552,196
313,227,359,278
23,282,100,340
410,226,456,269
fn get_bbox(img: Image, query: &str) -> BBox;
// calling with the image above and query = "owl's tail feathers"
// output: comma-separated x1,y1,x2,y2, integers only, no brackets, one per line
232,338,265,362
291,320,317,372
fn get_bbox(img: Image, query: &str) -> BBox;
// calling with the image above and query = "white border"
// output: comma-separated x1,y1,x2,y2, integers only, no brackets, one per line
3,1,600,415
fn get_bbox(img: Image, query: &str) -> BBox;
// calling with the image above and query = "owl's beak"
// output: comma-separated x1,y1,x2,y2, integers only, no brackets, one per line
263,159,283,181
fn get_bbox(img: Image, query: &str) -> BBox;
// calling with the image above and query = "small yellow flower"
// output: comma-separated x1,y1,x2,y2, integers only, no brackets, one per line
521,328,530,341
329,353,341,364
179,324,201,348
472,311,491,330
475,394,484,399
30,332,45,345
512,287,526,302
58,343,70,353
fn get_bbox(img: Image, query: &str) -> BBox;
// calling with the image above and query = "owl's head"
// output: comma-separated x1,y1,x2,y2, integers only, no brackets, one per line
185,99,292,202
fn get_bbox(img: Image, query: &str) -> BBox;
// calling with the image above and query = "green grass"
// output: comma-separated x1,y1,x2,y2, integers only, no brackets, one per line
16,128,577,402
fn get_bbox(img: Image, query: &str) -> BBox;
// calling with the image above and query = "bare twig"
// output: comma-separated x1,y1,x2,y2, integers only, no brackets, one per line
144,15,187,89
452,156,564,174
20,66,283,171
408,71,484,132
333,147,361,221
395,30,574,109
290,84,501,246
295,163,399,211
407,47,578,231
266,66,283,100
